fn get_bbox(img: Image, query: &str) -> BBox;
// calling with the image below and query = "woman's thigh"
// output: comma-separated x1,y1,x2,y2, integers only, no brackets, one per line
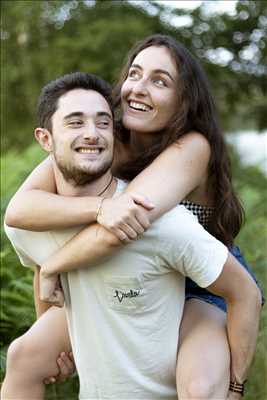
10,305,71,380
176,299,230,399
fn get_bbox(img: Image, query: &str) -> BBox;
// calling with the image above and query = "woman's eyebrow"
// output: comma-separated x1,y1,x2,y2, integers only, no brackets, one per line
130,63,142,70
130,64,174,82
153,69,175,82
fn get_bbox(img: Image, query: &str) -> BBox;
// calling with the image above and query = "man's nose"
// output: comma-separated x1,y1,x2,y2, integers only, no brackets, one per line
82,123,99,142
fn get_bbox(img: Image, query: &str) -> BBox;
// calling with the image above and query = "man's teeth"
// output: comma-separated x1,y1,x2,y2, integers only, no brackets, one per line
78,148,100,154
129,101,151,112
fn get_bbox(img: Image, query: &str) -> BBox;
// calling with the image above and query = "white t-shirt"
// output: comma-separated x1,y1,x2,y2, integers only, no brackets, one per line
5,179,228,400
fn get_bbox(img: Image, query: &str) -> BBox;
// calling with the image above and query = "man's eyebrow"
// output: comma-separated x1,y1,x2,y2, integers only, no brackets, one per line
63,111,112,120
130,64,175,82
63,112,84,120
96,112,112,120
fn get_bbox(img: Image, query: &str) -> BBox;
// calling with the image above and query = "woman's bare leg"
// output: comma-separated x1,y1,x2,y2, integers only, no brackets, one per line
1,306,71,400
176,299,230,400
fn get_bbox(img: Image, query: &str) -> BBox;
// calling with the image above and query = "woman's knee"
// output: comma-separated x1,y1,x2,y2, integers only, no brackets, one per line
7,334,41,370
7,336,27,369
6,332,56,379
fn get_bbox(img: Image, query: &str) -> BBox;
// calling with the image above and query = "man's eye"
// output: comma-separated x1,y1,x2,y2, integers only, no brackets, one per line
98,121,110,128
69,120,83,126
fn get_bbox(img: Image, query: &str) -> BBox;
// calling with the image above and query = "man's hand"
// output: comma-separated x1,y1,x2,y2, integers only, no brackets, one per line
43,352,76,384
97,192,155,242
39,269,64,306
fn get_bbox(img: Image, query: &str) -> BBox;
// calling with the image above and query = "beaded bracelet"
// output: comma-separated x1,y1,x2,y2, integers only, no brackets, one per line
229,380,246,396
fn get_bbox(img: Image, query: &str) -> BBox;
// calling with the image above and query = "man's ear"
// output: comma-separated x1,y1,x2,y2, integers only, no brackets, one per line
34,128,53,152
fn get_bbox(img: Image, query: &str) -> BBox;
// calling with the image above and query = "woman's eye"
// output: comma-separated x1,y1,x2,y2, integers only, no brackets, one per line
153,78,167,87
128,69,140,79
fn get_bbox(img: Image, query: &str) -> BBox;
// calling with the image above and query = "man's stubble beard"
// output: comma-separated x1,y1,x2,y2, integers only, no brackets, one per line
53,146,113,187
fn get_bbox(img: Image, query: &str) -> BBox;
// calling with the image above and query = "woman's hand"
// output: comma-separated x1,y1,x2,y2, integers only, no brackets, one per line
43,352,76,384
97,192,155,242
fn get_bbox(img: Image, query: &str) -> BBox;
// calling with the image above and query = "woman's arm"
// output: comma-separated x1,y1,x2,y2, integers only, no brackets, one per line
41,132,211,277
124,132,211,221
5,157,105,231
5,157,153,234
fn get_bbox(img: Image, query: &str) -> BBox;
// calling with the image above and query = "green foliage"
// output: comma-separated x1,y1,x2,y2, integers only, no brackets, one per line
1,0,266,151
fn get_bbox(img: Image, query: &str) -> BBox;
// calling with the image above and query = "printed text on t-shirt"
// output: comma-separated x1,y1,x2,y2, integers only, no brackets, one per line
113,289,140,303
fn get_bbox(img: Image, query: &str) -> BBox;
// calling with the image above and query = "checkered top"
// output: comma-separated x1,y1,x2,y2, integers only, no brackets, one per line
181,200,214,228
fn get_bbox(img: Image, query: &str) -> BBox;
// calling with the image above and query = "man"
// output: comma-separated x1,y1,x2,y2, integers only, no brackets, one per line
3,72,261,399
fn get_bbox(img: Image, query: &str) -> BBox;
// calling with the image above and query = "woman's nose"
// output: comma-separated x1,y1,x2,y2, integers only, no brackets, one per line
131,79,148,96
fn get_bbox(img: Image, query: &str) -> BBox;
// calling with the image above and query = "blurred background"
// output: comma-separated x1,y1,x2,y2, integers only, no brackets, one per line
1,1,266,398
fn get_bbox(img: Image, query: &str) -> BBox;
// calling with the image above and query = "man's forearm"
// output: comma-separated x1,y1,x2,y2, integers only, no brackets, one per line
41,223,121,276
226,290,261,383
34,266,52,317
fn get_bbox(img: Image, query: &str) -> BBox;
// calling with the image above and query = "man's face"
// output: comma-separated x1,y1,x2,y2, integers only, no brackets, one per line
50,89,114,186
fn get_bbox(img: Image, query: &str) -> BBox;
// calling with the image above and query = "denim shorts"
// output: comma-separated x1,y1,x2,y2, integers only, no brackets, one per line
185,245,265,313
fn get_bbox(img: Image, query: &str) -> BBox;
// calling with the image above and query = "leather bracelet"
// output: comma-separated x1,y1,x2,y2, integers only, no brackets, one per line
229,380,246,396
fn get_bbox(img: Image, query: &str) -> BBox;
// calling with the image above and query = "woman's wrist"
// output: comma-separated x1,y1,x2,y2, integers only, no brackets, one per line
95,197,106,222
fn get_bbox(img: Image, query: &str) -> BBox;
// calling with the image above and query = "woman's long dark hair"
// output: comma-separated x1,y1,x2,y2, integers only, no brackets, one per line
113,34,244,246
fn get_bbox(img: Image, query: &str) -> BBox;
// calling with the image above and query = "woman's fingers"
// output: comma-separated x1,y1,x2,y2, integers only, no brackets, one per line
115,229,132,243
135,209,151,231
113,211,151,241
130,193,155,210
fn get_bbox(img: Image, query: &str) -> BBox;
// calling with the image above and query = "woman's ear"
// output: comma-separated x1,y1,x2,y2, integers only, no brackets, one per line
34,128,53,152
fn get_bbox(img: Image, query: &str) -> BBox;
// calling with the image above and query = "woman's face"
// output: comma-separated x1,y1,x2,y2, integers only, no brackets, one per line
121,46,179,135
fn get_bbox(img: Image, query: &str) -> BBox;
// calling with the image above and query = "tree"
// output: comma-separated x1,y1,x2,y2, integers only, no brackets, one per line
1,0,266,151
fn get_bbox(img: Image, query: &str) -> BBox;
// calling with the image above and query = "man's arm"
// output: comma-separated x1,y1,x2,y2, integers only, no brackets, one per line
207,253,262,386
33,266,52,318
40,223,120,277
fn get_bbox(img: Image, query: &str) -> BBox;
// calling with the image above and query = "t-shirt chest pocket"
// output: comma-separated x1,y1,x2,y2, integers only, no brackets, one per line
104,275,146,314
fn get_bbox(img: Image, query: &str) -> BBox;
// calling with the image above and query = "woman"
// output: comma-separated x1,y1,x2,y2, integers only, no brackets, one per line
3,34,262,399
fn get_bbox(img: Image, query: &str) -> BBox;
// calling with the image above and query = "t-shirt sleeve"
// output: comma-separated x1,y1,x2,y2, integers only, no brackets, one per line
4,223,35,267
4,223,59,268
159,206,228,288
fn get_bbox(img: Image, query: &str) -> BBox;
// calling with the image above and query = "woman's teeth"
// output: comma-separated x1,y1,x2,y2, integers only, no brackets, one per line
129,101,151,112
